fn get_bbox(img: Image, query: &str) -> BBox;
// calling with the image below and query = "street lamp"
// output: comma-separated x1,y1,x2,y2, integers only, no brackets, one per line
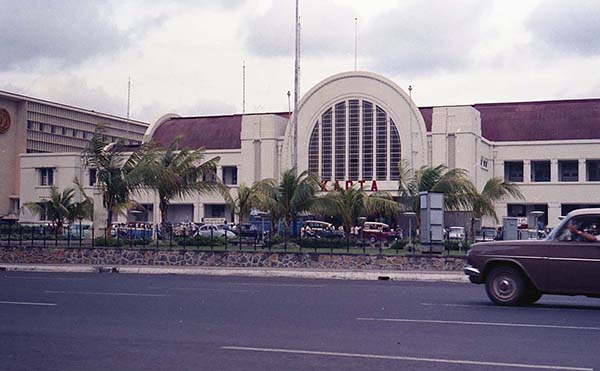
404,212,416,252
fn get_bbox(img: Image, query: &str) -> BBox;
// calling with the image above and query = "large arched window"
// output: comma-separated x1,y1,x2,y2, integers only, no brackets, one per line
308,99,401,181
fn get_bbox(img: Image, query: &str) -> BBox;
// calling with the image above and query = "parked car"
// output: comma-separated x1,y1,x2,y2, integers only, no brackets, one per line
194,224,236,238
475,227,497,242
235,223,260,241
447,226,466,241
361,222,400,243
465,208,600,306
301,220,344,239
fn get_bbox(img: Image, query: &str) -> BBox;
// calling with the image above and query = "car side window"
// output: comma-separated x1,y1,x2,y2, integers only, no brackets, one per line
556,216,600,242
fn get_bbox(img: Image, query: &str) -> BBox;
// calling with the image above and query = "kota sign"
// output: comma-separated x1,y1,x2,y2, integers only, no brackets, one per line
319,180,379,192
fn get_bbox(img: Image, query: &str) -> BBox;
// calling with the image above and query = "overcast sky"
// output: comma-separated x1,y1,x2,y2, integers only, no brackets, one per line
1,0,599,123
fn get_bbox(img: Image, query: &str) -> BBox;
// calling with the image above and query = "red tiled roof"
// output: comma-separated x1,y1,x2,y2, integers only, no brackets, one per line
474,99,600,141
152,115,243,150
150,99,600,150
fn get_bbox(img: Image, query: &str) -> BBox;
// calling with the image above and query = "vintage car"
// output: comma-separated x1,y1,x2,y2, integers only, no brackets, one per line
301,220,344,239
465,208,600,305
361,221,401,243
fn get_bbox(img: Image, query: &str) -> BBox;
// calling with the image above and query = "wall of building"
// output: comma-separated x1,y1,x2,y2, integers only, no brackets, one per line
0,98,27,216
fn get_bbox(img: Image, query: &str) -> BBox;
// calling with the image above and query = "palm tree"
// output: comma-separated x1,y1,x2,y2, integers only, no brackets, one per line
472,178,524,237
83,128,155,238
223,183,261,224
314,185,399,243
397,160,477,214
256,168,319,241
145,138,222,231
23,185,91,234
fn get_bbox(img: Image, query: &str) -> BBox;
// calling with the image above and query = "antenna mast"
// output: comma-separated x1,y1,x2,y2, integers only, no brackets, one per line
292,0,300,169
354,17,358,71
126,76,131,139
242,61,246,114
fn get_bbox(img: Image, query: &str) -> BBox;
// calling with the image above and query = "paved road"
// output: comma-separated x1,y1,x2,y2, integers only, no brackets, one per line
0,272,598,371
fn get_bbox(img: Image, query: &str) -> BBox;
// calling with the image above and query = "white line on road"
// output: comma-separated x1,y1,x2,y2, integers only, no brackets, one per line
3,275,85,281
44,290,169,297
221,346,592,370
420,302,599,312
147,286,259,293
226,282,324,288
0,300,57,306
357,317,600,331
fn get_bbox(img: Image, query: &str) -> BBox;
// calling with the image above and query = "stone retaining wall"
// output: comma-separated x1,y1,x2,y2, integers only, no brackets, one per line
0,247,466,271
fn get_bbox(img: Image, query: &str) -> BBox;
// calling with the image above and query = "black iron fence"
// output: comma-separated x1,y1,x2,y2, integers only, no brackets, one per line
0,223,469,256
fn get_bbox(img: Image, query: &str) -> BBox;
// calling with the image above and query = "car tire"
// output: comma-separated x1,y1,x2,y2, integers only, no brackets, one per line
368,236,377,244
485,266,525,306
520,285,543,305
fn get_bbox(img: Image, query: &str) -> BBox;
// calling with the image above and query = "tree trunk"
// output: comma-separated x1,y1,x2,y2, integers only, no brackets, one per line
160,200,168,240
106,208,113,239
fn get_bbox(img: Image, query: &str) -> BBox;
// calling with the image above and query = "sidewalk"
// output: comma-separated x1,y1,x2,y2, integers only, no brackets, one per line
0,263,468,283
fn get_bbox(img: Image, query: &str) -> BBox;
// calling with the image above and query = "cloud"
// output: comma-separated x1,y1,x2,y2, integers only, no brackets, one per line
362,0,492,75
0,1,128,70
526,0,600,56
0,0,245,71
242,0,356,57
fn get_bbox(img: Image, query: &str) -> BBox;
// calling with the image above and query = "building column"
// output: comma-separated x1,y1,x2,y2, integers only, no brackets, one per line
550,159,558,182
194,202,204,223
579,158,586,182
523,160,531,184
547,202,562,228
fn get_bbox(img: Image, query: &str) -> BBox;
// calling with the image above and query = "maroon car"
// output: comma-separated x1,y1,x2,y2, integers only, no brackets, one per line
465,208,600,305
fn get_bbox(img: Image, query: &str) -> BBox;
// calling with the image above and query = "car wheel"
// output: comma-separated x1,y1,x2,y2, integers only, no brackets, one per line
485,266,525,306
368,236,377,244
521,285,542,305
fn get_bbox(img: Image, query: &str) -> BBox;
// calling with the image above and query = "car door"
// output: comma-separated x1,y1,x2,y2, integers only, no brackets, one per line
543,216,600,295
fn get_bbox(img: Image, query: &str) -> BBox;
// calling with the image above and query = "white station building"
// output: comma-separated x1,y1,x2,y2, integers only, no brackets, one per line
18,71,600,229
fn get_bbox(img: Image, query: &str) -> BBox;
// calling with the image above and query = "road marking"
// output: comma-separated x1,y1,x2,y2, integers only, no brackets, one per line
45,290,168,297
227,282,324,288
221,346,592,370
148,286,259,293
3,275,84,281
357,317,600,331
420,302,599,312
0,300,57,307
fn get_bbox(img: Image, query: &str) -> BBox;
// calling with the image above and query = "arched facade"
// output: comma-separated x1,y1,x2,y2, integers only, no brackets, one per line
282,71,428,191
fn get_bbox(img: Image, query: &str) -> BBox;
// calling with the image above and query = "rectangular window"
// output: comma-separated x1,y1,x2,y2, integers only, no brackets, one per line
480,157,488,170
558,160,578,182
321,109,332,180
61,127,66,136
362,101,373,180
50,125,56,134
334,101,346,180
27,121,33,130
504,161,523,182
348,100,360,181
222,166,238,185
38,123,45,132
531,161,550,182
202,170,216,182
88,168,97,187
587,160,600,181
375,106,387,180
39,168,54,186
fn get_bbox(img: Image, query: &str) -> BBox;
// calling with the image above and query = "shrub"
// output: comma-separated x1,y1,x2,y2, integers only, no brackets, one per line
179,235,226,247
297,237,353,250
444,240,471,251
390,239,409,250
94,238,123,247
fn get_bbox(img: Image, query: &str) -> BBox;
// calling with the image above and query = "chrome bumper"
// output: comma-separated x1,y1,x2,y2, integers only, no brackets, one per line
464,266,483,284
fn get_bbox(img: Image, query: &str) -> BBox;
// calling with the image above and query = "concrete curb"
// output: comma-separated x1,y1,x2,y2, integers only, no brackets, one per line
0,264,469,283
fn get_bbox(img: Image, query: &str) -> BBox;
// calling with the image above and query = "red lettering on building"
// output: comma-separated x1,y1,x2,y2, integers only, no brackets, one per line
345,180,353,190
320,181,328,191
370,180,378,192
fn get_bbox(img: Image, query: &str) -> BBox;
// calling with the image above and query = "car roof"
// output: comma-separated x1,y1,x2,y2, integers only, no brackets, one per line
566,208,600,218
